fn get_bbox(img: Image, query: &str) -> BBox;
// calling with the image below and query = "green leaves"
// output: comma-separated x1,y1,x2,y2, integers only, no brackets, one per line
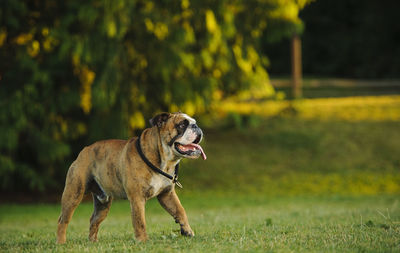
0,0,309,191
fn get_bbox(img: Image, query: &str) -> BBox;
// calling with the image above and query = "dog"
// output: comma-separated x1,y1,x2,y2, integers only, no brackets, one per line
57,112,206,244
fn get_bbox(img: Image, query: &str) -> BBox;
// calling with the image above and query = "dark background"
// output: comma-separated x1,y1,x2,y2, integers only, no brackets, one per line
264,0,400,78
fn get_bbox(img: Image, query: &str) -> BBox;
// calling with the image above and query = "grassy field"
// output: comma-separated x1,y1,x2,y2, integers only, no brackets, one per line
216,95,400,121
1,94,400,252
273,80,400,99
1,195,400,252
182,97,400,196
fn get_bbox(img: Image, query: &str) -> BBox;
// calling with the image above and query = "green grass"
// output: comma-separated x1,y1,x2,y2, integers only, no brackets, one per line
271,78,400,99
1,195,400,252
275,85,400,99
181,117,400,196
2,95,400,251
216,95,400,121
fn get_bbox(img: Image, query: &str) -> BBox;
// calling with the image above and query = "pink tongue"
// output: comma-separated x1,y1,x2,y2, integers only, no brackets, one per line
184,143,207,160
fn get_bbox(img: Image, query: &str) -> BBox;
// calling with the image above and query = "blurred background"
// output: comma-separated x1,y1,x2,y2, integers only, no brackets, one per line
1,0,399,201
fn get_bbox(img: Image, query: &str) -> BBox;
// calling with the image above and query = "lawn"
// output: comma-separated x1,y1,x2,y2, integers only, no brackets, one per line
1,94,400,252
1,195,400,252
183,100,400,196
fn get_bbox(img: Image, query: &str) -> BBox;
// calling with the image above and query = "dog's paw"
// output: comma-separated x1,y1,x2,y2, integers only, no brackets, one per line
135,235,148,242
88,235,98,242
56,234,67,244
56,239,66,244
180,227,195,237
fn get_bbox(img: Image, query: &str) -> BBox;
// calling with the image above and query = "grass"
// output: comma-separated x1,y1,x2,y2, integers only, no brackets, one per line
1,195,400,252
275,85,400,99
176,94,400,196
215,95,400,121
181,117,400,196
271,78,400,99
1,94,400,252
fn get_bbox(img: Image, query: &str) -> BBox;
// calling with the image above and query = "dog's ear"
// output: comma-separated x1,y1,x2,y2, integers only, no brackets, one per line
149,112,171,127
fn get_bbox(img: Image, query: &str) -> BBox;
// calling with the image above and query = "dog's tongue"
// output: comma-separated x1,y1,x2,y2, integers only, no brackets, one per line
184,143,207,160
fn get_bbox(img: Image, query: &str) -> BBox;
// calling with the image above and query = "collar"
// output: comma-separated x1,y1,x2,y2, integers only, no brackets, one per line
135,132,183,188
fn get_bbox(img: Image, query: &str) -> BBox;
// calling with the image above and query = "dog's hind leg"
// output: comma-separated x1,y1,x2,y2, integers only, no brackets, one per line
57,163,86,244
89,192,112,242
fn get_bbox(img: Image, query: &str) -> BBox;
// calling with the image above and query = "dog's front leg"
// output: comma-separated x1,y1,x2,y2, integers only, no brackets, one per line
157,189,194,237
129,197,148,242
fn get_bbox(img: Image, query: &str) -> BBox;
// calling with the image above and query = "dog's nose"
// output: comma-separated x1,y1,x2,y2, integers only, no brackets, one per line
191,124,198,129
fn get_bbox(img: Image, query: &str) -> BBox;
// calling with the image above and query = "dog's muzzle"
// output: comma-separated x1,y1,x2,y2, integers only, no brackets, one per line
174,124,206,160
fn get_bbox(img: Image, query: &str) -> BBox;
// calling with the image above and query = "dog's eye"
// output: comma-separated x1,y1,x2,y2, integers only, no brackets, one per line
177,120,188,130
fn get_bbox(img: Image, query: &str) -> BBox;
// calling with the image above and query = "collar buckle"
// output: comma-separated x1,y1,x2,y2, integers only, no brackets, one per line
173,175,183,188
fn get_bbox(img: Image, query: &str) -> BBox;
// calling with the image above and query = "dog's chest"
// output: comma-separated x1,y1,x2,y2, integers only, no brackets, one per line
146,175,172,199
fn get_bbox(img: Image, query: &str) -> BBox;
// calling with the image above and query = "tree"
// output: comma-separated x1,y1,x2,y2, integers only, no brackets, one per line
0,0,311,192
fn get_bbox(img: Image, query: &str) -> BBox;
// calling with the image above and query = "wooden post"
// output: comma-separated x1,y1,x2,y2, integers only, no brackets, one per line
291,34,302,99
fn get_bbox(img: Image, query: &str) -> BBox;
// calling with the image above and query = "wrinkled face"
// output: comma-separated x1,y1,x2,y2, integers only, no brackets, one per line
150,112,206,160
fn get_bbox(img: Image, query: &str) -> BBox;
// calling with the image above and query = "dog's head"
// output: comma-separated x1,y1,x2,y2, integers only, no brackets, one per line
150,112,206,160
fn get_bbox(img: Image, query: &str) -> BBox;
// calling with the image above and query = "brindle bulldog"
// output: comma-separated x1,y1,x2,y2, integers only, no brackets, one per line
56,112,206,244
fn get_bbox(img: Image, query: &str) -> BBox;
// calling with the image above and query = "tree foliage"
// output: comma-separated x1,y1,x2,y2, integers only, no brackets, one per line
0,0,309,192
